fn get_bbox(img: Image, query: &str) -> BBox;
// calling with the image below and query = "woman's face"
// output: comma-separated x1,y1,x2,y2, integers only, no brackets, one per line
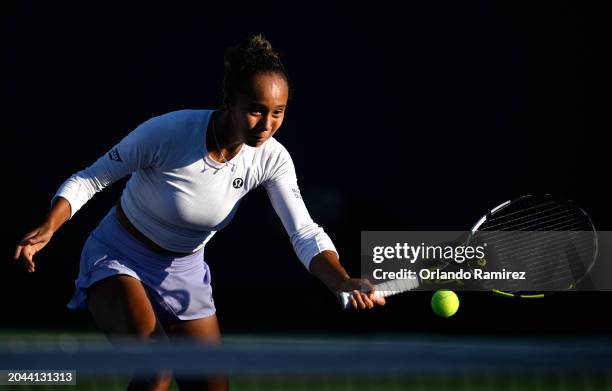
228,72,289,147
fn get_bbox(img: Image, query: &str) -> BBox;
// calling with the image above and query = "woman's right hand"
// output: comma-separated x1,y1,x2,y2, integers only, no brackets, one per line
14,224,55,272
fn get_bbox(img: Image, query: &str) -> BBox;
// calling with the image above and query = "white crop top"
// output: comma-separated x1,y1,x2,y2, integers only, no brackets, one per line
51,109,338,269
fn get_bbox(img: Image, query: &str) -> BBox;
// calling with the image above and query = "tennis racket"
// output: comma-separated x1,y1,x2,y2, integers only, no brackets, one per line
340,194,598,309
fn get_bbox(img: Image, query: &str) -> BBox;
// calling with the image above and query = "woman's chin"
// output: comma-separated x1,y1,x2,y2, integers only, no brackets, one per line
246,137,268,147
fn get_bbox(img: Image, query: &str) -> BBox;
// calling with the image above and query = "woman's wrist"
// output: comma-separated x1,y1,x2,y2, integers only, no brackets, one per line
40,221,57,234
43,196,71,233
309,251,351,293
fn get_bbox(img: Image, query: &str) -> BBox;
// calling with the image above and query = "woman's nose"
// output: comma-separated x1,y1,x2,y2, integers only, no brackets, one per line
259,115,273,132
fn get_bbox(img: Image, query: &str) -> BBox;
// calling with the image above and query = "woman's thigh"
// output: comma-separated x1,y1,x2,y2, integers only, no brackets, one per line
86,275,172,391
86,275,161,338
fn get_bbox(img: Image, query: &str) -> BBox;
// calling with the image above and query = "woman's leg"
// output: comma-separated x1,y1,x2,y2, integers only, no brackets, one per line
164,314,228,391
86,275,172,391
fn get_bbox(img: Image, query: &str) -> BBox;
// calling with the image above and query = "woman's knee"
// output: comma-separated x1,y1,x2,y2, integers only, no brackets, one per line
164,313,222,344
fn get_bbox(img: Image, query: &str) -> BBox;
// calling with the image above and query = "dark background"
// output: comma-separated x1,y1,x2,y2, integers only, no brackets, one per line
2,1,608,335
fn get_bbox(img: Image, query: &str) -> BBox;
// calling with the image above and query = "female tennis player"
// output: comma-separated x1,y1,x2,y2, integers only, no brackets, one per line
14,34,385,390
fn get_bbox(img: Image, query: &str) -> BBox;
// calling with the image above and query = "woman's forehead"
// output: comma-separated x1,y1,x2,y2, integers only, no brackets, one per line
241,73,288,104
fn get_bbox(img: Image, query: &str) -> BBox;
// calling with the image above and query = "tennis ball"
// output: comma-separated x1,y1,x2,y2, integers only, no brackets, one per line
431,290,460,318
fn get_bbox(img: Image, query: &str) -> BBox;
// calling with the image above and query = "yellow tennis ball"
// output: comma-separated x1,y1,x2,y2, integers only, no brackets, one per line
431,290,460,318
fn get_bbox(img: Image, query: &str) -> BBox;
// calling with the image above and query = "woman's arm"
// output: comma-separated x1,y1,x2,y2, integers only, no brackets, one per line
15,111,174,271
263,143,384,309
51,112,170,220
44,195,72,232
14,196,71,272
309,250,350,291
309,250,385,309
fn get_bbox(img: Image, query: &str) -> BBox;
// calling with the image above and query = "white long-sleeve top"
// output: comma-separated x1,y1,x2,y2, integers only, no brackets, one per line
52,109,337,269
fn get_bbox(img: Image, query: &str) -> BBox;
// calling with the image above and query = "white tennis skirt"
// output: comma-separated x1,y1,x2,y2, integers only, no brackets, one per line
67,205,216,321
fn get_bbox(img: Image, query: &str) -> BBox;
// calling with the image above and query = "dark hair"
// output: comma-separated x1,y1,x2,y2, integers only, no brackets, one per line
222,34,290,106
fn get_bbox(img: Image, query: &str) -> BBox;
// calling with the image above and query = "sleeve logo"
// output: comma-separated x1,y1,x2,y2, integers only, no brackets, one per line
291,188,302,199
108,147,123,162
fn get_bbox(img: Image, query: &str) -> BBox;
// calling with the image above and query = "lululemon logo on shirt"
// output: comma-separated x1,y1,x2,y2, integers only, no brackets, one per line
232,178,244,189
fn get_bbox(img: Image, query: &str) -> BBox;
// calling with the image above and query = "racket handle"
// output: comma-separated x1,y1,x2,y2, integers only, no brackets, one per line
339,278,420,309
339,291,381,310
339,292,351,309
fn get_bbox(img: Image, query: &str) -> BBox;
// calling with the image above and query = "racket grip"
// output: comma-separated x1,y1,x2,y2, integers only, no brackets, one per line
339,278,420,309
339,291,381,310
339,292,351,309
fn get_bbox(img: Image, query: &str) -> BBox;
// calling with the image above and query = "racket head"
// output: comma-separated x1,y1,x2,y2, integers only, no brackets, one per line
465,194,598,298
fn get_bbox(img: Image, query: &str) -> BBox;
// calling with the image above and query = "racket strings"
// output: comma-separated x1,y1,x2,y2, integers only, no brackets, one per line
473,197,596,292
484,204,587,231
485,199,559,224
531,260,592,284
477,227,594,271
484,233,593,290
482,237,592,264
478,229,593,264
481,226,591,252
484,211,585,233
475,239,592,288
526,248,592,282
531,268,590,287
488,213,587,233
524,242,593,271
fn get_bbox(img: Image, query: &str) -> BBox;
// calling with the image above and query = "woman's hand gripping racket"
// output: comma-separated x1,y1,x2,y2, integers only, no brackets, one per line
339,278,420,309
340,194,598,309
